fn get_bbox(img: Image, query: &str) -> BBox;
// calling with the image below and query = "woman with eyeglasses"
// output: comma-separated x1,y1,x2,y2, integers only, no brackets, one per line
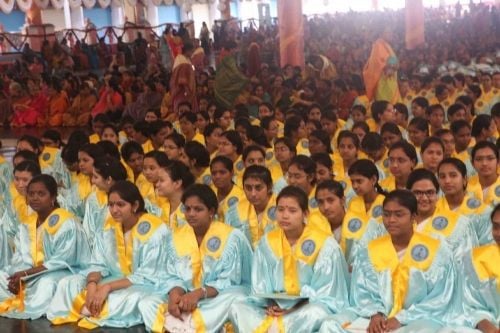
320,190,456,332
407,168,478,259
437,158,493,246
467,141,500,206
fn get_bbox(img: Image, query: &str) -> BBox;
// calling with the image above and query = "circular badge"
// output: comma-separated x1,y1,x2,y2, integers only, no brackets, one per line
444,101,450,107
348,218,362,233
466,198,480,209
267,206,276,220
202,174,211,185
301,240,316,256
432,216,448,230
266,151,274,161
411,244,429,262
477,101,484,107
372,205,383,218
301,140,309,149
42,152,51,161
339,181,347,189
207,236,221,252
383,158,390,168
495,185,500,197
137,221,151,235
309,197,318,209
236,160,244,171
227,196,238,207
48,214,59,227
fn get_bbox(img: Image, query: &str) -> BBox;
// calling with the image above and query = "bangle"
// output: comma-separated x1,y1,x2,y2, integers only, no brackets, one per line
201,287,207,299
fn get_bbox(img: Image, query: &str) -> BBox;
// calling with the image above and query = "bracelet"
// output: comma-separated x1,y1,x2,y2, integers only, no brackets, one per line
86,280,98,286
201,287,208,299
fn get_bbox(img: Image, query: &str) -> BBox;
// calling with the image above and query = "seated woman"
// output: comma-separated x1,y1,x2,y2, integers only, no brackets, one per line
138,184,252,333
320,190,456,332
225,165,277,247
48,181,169,329
230,186,349,332
138,151,169,219
468,141,500,206
0,175,89,319
451,204,499,333
82,157,127,249
62,81,97,127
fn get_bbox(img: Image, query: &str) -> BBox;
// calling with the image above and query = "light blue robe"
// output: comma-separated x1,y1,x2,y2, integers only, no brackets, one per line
139,222,253,333
47,213,170,329
320,232,456,333
0,208,90,319
230,226,350,332
81,190,109,250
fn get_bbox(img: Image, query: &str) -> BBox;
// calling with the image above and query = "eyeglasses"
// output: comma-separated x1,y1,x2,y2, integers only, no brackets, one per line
412,190,437,198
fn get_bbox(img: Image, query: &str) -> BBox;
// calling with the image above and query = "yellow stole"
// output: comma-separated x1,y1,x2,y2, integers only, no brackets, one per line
472,244,500,291
421,207,461,238
245,195,277,247
172,222,233,289
39,146,59,169
368,232,439,317
73,173,92,201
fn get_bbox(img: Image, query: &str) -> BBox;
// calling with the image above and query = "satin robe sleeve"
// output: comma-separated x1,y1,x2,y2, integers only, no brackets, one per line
81,229,113,278
204,230,253,292
395,244,456,325
43,217,90,272
473,206,494,246
4,224,32,274
445,215,479,261
163,233,190,292
300,237,350,314
224,203,252,245
127,225,170,287
461,251,499,328
349,246,389,317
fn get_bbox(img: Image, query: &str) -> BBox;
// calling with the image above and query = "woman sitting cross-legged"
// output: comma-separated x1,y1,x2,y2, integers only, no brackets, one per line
47,181,170,329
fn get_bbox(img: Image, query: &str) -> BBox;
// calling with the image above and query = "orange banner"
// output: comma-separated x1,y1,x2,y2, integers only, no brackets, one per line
405,0,425,50
277,0,304,68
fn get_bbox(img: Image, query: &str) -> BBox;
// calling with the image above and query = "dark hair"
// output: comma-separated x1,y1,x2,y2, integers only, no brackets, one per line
102,123,119,137
311,152,333,171
18,135,42,154
247,125,270,148
348,159,386,195
337,130,360,149
108,180,146,213
277,185,308,212
97,140,121,160
182,184,218,212
315,180,345,199
438,157,467,179
471,114,493,139
435,84,447,97
93,113,110,124
165,132,186,149
383,189,417,215
149,120,169,136
42,130,62,146
260,116,276,130
421,136,444,154
447,103,466,119
471,141,499,161
93,157,128,182
450,119,471,135
145,109,161,119
456,95,475,116
243,165,273,190
306,119,323,132
221,130,243,155
120,141,144,161
388,141,418,164
406,168,439,191
491,102,500,118
321,109,337,123
179,111,197,124
210,155,234,173
380,122,402,137
13,150,39,164
361,132,384,152
160,160,195,190
133,121,151,137
371,100,390,123
435,128,452,138
242,145,265,162
204,123,222,138
351,104,367,115
352,121,370,135
426,104,444,117
274,137,297,155
408,117,430,135
394,103,409,120
310,129,333,154
79,143,106,161
284,116,305,138
14,160,41,177
184,141,210,168
28,174,59,207
412,96,429,109
490,203,500,221
290,155,316,185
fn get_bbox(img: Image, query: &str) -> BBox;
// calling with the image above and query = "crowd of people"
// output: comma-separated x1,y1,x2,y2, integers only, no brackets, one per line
0,3,499,333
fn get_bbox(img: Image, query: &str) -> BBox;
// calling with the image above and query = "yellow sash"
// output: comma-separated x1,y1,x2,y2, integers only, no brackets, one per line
368,232,439,317
422,208,460,238
472,244,500,291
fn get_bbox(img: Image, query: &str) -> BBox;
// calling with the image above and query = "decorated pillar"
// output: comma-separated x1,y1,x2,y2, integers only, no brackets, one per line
277,0,304,68
405,0,425,50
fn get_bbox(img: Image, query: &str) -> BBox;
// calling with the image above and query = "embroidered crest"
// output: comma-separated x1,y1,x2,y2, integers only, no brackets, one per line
339,181,347,189
42,152,51,161
301,240,316,256
309,197,318,209
383,158,390,168
466,198,480,209
477,101,484,107
301,140,309,149
372,205,383,218
432,216,448,230
495,185,500,197
137,221,151,235
266,151,274,161
207,236,221,252
227,196,238,206
236,160,244,171
48,214,59,227
267,206,276,220
202,174,211,185
347,218,362,232
411,244,429,262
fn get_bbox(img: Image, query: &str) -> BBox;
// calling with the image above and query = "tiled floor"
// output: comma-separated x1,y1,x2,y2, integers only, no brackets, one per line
0,318,147,332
